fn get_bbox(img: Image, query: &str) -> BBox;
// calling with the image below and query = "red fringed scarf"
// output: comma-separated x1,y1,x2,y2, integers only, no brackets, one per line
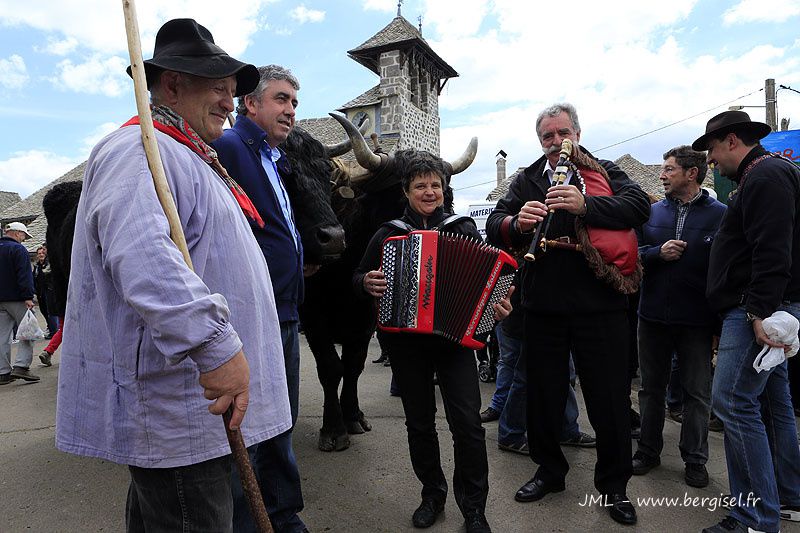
122,106,265,228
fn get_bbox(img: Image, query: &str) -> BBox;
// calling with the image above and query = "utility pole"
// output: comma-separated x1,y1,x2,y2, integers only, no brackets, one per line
765,78,778,131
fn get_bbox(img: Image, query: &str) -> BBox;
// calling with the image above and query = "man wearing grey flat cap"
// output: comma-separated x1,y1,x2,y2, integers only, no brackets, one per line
56,18,293,531
693,110,800,533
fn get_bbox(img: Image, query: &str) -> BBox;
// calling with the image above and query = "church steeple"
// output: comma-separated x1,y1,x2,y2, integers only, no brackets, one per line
341,12,459,154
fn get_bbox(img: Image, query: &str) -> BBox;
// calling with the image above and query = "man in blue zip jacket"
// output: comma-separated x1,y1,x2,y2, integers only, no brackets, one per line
0,222,39,384
214,65,308,533
632,145,725,489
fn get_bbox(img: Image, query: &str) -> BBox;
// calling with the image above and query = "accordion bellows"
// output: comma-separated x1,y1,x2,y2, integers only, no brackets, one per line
378,230,518,349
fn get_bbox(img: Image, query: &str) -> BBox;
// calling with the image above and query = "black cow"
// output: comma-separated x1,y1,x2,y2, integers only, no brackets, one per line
42,181,83,317
281,114,477,452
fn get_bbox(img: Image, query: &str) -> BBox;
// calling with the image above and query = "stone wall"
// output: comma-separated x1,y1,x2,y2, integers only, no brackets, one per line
378,50,440,155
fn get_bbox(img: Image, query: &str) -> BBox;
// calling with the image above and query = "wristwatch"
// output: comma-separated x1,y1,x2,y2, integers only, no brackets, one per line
746,312,762,323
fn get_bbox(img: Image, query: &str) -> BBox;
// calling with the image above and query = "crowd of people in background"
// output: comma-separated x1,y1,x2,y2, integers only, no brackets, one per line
1,16,799,533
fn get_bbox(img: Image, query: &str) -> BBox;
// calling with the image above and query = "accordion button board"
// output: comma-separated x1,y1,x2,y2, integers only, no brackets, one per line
378,230,518,349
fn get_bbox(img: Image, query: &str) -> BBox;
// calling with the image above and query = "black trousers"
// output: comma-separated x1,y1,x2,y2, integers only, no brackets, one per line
524,311,632,495
389,336,488,516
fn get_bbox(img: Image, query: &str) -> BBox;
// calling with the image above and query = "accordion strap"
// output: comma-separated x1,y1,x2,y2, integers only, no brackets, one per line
382,214,472,235
436,214,471,230
382,219,415,233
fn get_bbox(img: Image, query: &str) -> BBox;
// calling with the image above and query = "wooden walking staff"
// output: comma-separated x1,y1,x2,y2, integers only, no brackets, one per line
120,2,273,532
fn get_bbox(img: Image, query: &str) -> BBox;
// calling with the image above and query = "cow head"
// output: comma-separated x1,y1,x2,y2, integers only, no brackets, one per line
281,126,347,264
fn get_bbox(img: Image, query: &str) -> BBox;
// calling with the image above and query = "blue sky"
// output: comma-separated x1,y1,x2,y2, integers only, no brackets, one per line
1,0,799,212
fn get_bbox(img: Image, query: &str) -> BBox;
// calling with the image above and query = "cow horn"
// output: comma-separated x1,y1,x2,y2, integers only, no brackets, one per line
329,112,384,170
324,117,371,158
447,137,479,175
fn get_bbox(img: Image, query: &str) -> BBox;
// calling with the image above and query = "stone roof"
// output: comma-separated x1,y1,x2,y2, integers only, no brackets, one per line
486,168,525,201
0,191,21,213
614,154,663,198
347,16,458,79
0,162,85,252
337,85,382,111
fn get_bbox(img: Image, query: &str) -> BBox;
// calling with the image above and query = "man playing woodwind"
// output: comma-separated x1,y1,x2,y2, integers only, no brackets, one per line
486,103,650,526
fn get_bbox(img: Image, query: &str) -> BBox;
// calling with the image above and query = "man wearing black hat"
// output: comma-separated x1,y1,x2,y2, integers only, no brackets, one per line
56,19,294,532
693,111,800,533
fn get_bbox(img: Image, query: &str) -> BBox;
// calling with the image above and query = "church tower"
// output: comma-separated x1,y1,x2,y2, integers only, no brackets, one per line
337,8,458,155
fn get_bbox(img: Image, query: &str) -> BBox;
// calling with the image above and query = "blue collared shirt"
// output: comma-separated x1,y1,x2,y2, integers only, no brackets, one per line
260,144,299,250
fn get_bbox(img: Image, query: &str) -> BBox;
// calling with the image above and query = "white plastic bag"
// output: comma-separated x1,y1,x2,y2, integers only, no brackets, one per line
753,311,799,373
15,309,45,341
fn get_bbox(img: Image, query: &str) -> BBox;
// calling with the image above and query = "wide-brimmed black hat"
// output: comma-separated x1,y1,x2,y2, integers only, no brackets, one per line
126,18,258,97
692,110,772,150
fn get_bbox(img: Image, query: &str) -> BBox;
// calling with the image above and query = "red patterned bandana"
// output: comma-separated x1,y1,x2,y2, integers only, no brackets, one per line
122,105,265,228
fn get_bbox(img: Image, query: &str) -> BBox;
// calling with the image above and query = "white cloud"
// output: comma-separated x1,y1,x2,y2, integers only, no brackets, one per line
290,5,325,23
362,0,396,12
51,55,129,97
35,36,78,56
723,0,800,25
0,150,79,197
0,0,279,58
81,122,120,154
0,55,29,89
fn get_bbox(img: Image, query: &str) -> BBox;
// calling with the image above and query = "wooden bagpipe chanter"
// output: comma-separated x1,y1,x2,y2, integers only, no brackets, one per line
377,230,517,349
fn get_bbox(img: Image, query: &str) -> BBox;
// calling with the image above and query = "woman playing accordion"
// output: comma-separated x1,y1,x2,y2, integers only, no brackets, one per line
353,151,512,533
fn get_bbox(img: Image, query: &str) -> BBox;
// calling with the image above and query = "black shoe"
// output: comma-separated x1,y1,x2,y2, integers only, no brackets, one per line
10,367,40,382
464,509,491,533
412,499,444,528
685,463,709,488
780,504,800,522
0,373,15,385
702,516,749,532
668,407,683,423
480,407,500,423
630,425,641,440
514,477,565,503
606,493,637,525
560,431,596,448
498,440,529,455
631,451,660,475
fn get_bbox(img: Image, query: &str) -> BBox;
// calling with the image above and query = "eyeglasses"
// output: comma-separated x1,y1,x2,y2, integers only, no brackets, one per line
660,165,681,176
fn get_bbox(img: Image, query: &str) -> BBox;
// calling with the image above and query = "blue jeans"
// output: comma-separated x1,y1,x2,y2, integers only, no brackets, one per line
489,326,515,412
666,352,683,410
282,321,301,426
231,320,305,532
496,329,581,446
127,455,233,533
712,304,800,532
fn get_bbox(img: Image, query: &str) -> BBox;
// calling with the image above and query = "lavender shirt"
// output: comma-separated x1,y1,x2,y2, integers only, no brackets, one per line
56,126,291,468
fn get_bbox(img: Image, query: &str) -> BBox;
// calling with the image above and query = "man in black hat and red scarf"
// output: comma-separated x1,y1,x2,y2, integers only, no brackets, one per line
693,111,800,533
486,103,650,526
56,18,295,532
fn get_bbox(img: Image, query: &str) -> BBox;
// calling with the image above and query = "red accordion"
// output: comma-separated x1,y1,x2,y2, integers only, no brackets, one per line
378,230,518,349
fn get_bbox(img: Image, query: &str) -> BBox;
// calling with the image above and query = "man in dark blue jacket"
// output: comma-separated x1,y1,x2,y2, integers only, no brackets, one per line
632,145,725,489
213,65,307,533
0,222,39,384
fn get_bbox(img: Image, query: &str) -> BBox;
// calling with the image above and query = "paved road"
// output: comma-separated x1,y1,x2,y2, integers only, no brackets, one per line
2,334,798,533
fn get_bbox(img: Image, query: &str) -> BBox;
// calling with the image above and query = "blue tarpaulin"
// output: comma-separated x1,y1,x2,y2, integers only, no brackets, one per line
762,130,800,164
